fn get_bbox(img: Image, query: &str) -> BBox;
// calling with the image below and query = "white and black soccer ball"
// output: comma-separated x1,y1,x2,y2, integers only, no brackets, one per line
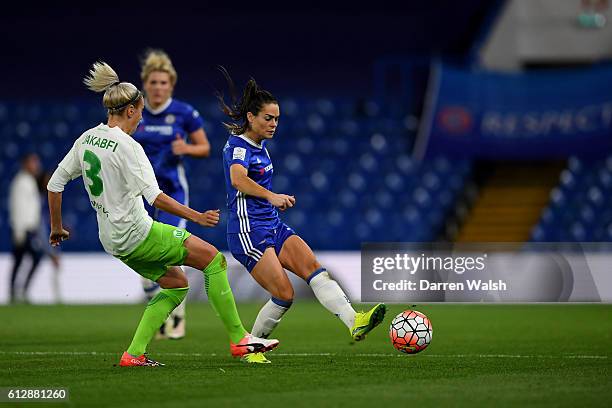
389,310,433,354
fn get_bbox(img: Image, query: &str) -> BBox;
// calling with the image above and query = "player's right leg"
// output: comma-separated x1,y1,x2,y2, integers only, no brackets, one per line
182,235,279,357
117,222,192,366
139,201,169,339
142,194,188,340
155,195,188,340
120,266,189,367
139,278,169,340
279,234,386,341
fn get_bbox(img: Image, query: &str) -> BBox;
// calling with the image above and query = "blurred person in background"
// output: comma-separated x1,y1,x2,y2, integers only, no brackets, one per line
37,171,62,302
8,152,44,303
133,49,211,340
218,71,387,364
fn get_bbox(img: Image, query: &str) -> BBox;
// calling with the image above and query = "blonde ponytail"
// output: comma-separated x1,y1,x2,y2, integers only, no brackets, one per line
83,61,142,114
83,61,119,92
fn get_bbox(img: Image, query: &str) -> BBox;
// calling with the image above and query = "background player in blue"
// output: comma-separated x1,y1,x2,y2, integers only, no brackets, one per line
133,50,210,339
218,71,387,364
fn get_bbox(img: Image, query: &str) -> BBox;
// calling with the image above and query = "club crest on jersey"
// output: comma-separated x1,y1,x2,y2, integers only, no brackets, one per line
165,114,176,124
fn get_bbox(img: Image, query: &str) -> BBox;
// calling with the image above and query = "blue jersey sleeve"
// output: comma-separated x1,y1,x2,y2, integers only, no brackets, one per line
183,104,204,134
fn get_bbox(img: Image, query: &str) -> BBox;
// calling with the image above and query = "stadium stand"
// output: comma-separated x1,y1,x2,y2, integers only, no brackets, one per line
532,156,612,242
0,99,472,251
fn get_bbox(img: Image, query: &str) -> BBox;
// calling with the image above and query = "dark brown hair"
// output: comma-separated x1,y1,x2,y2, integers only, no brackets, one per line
216,67,277,135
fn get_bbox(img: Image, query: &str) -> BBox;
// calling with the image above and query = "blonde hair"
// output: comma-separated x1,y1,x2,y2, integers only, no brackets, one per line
83,61,142,115
141,49,177,86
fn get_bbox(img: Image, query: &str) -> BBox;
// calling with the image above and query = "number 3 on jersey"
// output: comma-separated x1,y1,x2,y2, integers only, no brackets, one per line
83,150,103,196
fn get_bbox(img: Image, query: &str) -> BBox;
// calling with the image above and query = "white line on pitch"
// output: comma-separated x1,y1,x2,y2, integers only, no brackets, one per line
0,351,607,359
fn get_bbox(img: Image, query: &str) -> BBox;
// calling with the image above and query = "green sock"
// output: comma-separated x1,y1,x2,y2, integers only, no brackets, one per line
203,252,247,343
126,287,188,356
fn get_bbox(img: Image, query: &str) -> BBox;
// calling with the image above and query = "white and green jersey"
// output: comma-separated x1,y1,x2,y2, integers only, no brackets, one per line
48,124,162,256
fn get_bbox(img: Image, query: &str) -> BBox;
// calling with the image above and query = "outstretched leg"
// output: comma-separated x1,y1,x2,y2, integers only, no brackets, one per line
279,235,386,341
279,235,356,328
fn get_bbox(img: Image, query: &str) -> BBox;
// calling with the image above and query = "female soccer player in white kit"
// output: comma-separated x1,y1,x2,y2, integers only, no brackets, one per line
46,61,279,366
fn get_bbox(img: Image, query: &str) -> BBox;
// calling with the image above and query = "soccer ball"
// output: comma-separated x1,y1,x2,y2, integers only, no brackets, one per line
389,310,433,354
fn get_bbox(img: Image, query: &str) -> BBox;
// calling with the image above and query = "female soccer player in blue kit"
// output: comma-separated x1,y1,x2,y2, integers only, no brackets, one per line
133,50,210,339
219,72,387,363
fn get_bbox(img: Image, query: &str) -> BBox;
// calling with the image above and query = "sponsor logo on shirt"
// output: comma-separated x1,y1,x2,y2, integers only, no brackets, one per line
259,163,273,175
173,230,185,239
144,125,173,136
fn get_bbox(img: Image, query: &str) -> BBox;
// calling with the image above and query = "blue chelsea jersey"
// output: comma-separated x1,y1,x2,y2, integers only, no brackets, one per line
133,98,203,190
223,135,280,233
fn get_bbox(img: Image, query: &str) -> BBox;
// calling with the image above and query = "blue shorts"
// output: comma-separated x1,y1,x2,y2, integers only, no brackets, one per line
228,222,296,272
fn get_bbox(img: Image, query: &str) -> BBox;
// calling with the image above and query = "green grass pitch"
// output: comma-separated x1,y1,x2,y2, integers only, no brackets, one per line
1,302,610,407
